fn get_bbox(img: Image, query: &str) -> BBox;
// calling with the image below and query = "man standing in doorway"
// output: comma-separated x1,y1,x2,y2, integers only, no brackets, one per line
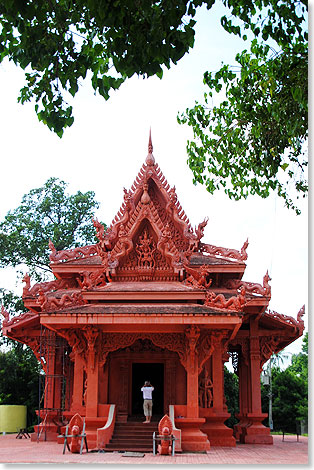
141,381,154,423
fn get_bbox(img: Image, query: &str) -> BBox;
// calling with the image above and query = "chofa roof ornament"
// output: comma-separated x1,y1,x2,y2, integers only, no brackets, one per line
146,128,155,166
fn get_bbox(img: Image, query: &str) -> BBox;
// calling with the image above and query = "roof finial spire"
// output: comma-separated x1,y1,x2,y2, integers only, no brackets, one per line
146,128,155,166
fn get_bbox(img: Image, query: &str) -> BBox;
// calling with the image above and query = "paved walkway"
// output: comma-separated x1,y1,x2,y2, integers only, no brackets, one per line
0,433,308,466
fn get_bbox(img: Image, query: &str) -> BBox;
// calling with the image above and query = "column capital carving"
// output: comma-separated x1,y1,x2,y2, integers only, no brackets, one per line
259,335,284,371
58,328,87,364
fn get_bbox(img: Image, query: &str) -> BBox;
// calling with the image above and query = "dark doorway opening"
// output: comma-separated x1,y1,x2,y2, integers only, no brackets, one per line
131,363,164,418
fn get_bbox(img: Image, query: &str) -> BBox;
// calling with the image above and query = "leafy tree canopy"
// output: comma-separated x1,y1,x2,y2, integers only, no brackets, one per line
0,177,101,281
0,0,201,136
178,1,308,214
0,1,308,211
224,366,239,428
0,343,40,427
289,332,308,386
271,367,307,431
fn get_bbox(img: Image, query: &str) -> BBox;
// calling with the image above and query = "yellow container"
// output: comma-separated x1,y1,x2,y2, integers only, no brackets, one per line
0,405,27,433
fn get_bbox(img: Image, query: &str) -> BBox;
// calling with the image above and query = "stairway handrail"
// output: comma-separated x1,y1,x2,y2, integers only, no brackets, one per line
97,404,116,449
169,405,182,452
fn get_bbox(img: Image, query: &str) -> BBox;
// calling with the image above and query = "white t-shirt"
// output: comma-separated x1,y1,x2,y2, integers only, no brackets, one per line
141,386,154,399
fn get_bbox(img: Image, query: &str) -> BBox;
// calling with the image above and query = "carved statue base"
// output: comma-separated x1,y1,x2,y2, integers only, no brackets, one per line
175,417,210,452
200,409,236,447
235,413,273,444
31,410,60,442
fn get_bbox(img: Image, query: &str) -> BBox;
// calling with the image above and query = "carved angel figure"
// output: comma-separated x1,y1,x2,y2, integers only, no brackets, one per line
169,186,177,205
123,187,136,216
136,230,156,269
199,368,213,408
184,264,212,289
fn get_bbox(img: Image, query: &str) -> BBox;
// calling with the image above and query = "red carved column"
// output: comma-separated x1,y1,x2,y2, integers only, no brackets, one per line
116,359,129,422
176,326,210,452
241,318,273,444
30,333,59,441
165,358,176,412
53,345,63,413
234,345,250,441
71,352,85,413
212,333,224,412
186,326,200,418
84,327,100,418
200,332,236,447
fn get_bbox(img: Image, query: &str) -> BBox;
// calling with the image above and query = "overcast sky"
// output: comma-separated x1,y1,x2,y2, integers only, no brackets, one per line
0,4,308,356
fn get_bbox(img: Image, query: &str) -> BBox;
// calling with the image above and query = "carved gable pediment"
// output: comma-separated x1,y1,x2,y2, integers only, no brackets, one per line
94,132,208,282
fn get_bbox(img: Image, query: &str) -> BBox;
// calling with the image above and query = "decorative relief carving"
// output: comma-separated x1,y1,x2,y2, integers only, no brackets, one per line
259,335,283,370
204,286,247,311
99,333,142,366
148,333,188,368
95,187,136,251
49,240,98,263
185,325,200,372
197,332,214,374
23,273,72,298
83,326,100,371
23,337,46,371
37,289,87,312
122,338,163,353
265,307,305,333
1,305,37,329
58,329,87,363
78,268,107,290
223,271,271,298
97,332,189,369
200,238,249,261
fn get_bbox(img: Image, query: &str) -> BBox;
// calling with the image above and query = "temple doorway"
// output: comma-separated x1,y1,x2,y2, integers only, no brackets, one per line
131,363,164,417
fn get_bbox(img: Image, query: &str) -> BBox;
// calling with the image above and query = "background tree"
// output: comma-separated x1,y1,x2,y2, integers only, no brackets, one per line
271,367,307,434
0,177,102,281
0,179,104,428
287,332,308,424
0,344,40,429
289,332,308,384
224,366,239,428
261,333,308,434
0,1,307,211
178,2,307,214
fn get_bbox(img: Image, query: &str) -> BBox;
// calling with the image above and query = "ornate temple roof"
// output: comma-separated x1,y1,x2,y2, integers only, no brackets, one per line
1,133,304,349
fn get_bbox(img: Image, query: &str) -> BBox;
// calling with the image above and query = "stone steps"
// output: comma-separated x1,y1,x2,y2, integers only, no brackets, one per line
104,420,158,453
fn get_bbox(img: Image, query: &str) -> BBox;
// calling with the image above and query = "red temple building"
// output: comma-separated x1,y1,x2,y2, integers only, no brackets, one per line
1,135,304,452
